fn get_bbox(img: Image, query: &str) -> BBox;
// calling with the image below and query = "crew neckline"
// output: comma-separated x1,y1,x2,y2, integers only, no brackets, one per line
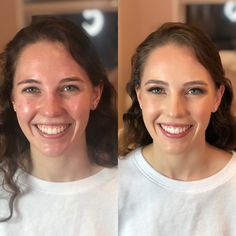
17,167,117,194
132,148,236,193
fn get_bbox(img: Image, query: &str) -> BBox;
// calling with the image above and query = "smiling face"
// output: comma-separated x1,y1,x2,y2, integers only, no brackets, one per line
12,41,102,158
136,43,224,155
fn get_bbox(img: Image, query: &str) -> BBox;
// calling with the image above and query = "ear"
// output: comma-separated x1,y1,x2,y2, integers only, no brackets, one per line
135,87,143,110
91,84,103,110
212,85,225,112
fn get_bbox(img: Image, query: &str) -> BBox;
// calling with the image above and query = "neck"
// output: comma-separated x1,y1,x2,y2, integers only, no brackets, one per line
143,142,231,181
29,140,102,182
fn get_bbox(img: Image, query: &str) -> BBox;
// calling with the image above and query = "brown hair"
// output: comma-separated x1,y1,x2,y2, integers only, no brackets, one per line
119,22,236,155
0,17,117,221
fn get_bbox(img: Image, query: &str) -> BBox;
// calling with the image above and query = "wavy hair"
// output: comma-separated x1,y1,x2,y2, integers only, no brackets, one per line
119,22,236,155
0,17,117,221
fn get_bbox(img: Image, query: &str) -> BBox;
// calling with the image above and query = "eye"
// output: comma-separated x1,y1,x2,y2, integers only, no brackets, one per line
187,88,205,95
148,87,166,94
22,87,40,94
62,85,79,92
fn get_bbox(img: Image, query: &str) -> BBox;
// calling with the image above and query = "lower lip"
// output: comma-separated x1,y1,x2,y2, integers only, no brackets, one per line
34,125,71,139
159,124,193,139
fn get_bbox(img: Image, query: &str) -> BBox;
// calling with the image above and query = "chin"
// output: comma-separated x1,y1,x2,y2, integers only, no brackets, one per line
35,144,69,158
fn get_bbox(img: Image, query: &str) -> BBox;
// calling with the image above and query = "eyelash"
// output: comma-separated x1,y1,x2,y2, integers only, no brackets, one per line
61,85,79,92
147,87,166,94
147,87,206,95
186,88,205,95
22,87,40,94
21,85,80,94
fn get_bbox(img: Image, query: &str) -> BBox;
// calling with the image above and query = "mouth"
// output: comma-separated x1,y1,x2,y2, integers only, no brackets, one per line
35,124,71,137
159,124,193,138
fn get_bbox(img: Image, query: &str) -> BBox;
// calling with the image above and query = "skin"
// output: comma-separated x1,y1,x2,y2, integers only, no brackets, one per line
136,43,231,181
12,40,103,182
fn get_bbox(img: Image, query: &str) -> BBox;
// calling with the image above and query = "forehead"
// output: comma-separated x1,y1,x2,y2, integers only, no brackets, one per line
17,40,70,64
14,40,90,83
144,43,197,69
141,43,214,85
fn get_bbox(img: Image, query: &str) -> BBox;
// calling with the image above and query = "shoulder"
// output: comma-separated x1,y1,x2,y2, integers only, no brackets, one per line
100,166,118,184
230,151,236,170
0,168,22,198
118,147,145,182
119,148,142,167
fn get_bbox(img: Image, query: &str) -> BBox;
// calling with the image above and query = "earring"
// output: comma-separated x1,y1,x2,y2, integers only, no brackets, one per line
212,107,217,113
12,102,16,112
91,103,97,110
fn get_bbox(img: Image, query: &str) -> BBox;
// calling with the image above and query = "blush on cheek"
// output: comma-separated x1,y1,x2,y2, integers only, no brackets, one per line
71,101,91,114
16,102,35,122
195,110,212,132
143,107,158,120
18,103,32,114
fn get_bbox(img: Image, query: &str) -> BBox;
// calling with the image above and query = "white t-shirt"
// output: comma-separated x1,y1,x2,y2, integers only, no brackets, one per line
0,167,117,236
119,148,236,236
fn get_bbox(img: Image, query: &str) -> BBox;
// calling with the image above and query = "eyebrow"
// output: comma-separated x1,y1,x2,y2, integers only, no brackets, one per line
16,77,84,86
59,77,85,84
144,79,208,86
144,80,168,86
16,79,41,86
183,80,208,87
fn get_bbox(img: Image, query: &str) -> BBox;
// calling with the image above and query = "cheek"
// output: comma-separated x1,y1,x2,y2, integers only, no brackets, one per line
142,107,159,122
67,98,91,120
192,105,212,129
15,100,35,124
141,97,161,121
141,102,161,134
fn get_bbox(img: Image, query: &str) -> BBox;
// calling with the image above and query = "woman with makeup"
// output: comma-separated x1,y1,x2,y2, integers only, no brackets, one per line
119,22,236,235
0,17,117,235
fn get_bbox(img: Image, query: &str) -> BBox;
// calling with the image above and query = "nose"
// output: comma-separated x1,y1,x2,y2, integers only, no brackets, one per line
39,93,64,117
166,94,188,118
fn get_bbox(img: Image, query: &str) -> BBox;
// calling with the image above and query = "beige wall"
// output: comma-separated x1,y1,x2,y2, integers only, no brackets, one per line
118,0,174,128
0,1,21,52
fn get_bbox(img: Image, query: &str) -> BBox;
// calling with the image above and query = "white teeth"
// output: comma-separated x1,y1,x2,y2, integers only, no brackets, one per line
160,124,191,134
36,125,69,135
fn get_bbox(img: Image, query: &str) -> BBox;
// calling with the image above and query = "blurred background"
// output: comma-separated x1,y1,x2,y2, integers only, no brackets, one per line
119,0,236,129
0,0,117,90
